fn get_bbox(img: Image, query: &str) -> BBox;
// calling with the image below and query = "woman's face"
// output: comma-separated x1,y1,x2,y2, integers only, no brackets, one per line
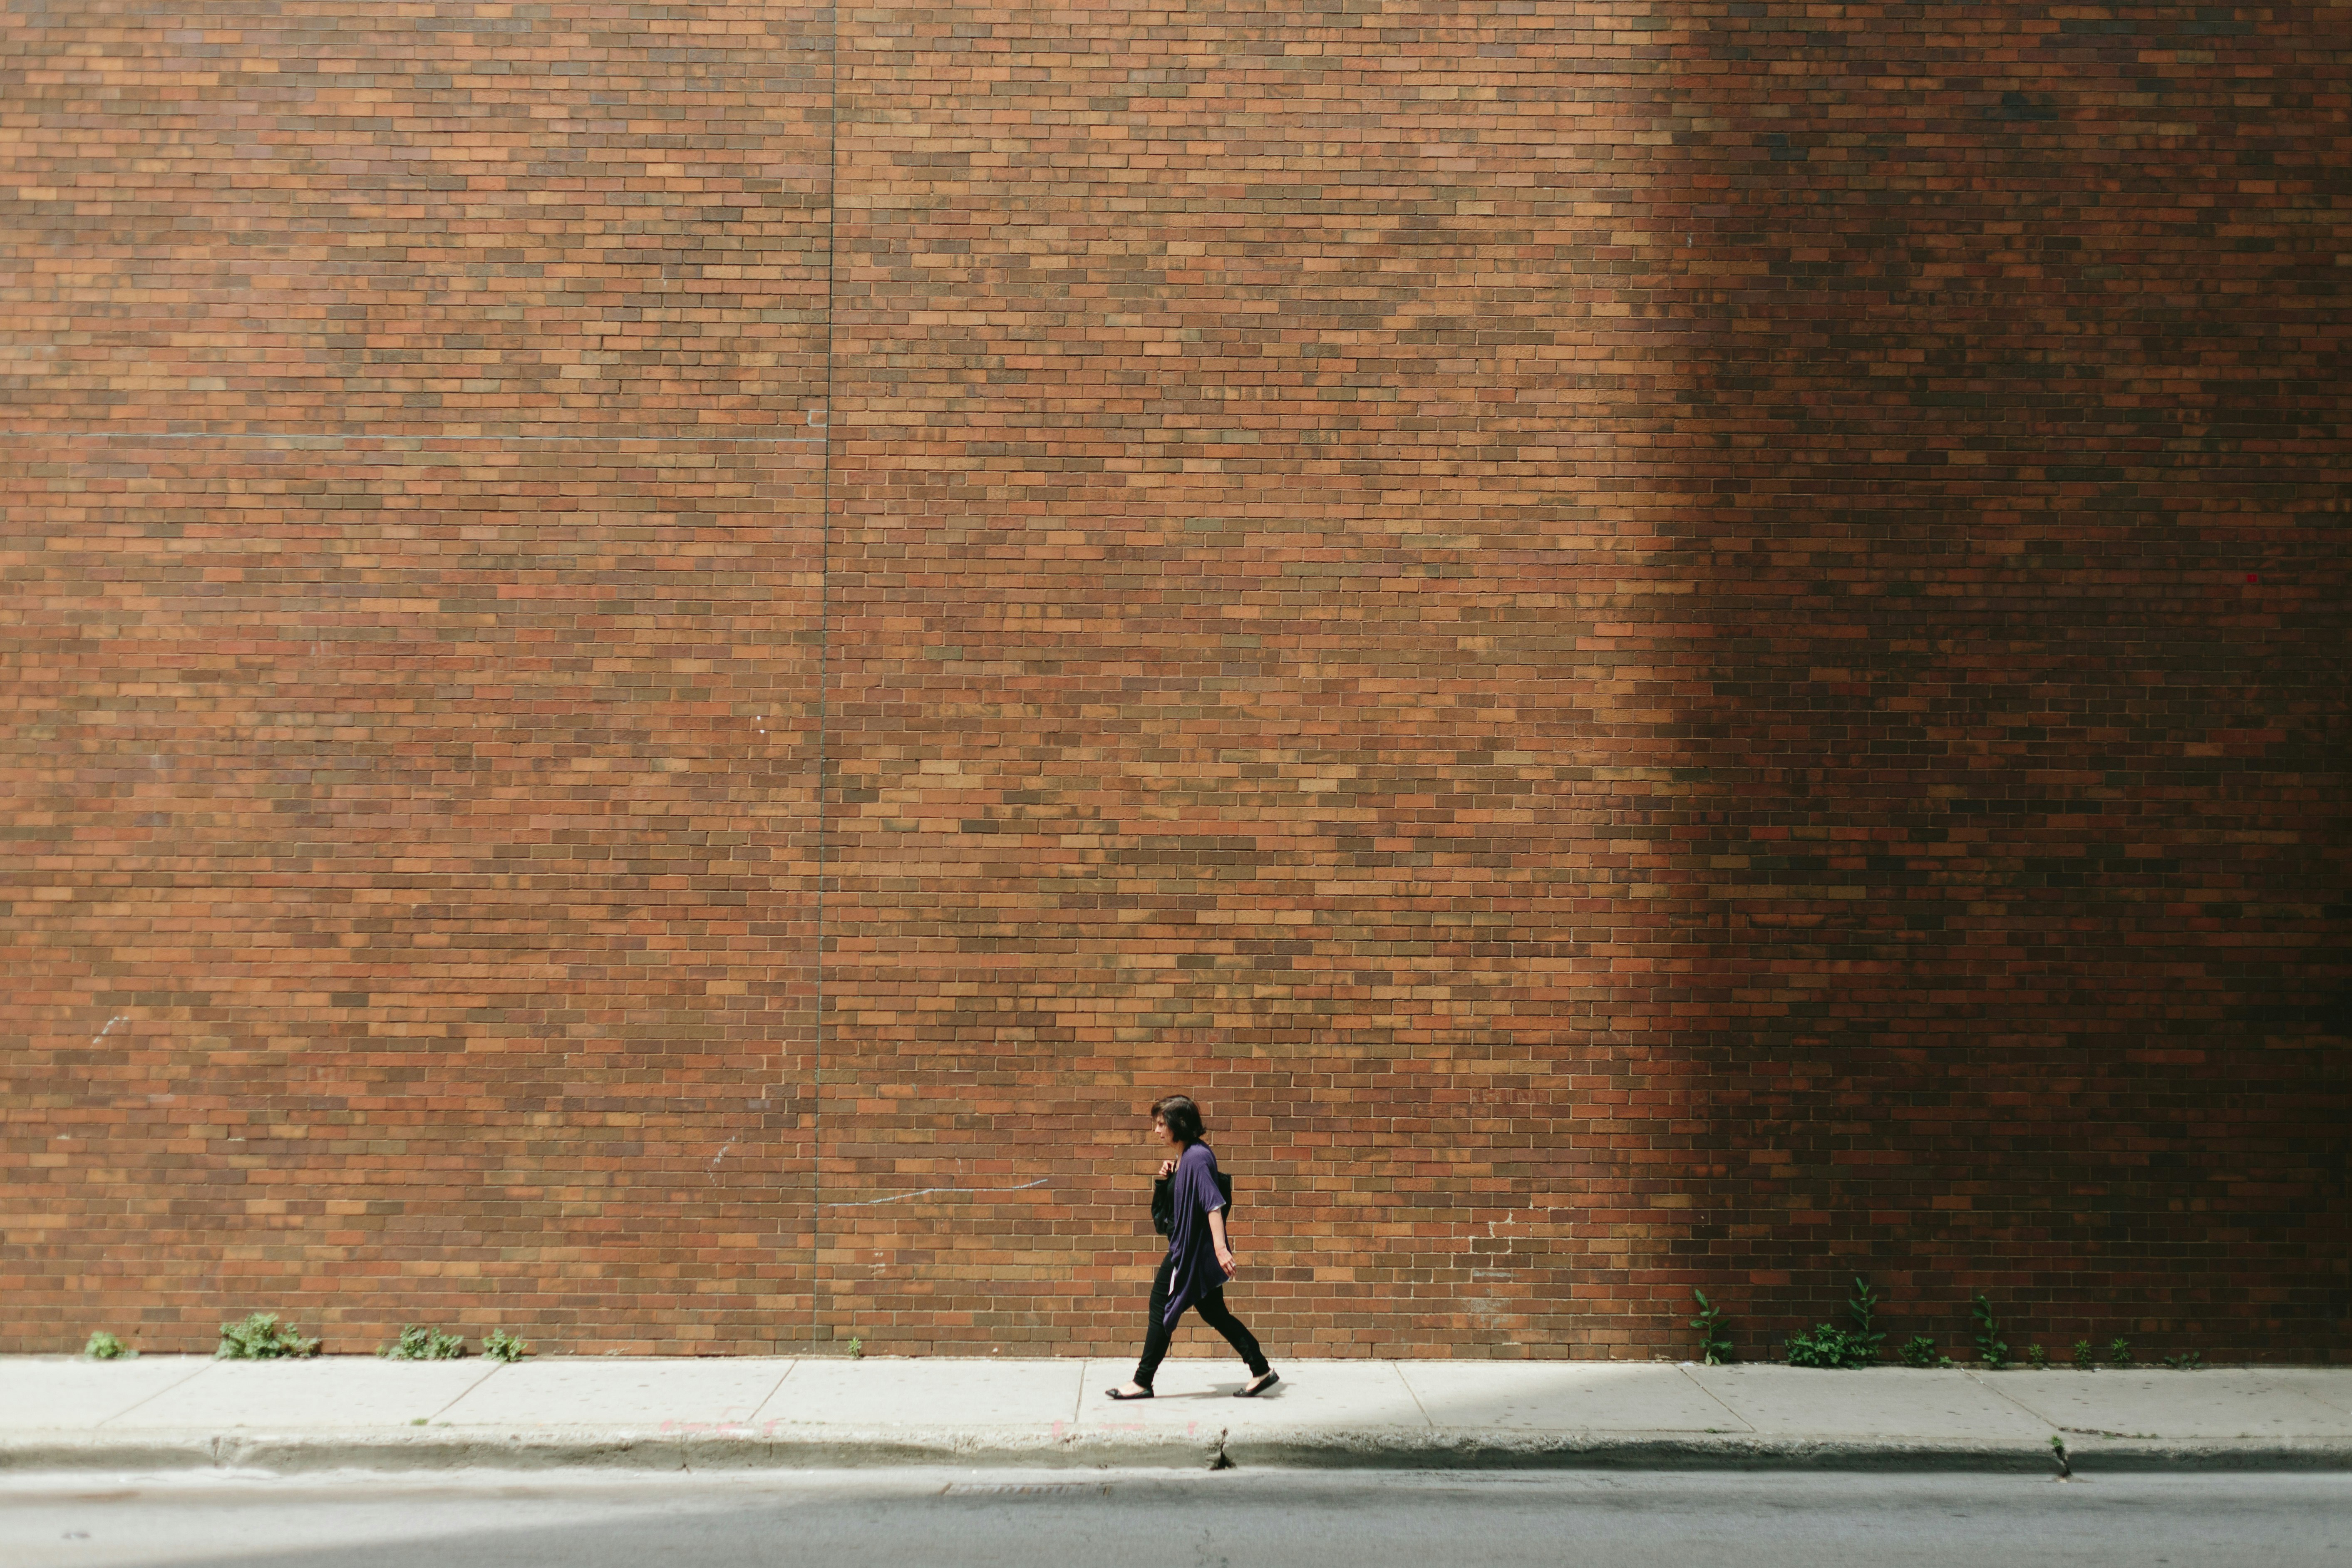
1152,1116,1174,1147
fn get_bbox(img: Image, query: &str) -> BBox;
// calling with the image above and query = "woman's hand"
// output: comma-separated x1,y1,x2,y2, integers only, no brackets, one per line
1207,1206,1236,1276
1158,1159,1177,1179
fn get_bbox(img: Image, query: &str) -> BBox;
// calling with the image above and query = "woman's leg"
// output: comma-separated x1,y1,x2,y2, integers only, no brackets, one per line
1130,1254,1178,1390
1190,1286,1270,1377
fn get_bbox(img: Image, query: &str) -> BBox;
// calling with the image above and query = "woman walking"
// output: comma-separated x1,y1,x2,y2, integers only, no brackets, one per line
1106,1094,1278,1400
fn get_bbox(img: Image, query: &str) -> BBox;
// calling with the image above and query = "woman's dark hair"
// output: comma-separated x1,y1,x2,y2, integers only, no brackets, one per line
1150,1094,1205,1144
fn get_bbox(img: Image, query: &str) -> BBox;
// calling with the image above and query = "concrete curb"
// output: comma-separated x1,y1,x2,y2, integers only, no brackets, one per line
6,1428,2348,1475
0,1429,1218,1475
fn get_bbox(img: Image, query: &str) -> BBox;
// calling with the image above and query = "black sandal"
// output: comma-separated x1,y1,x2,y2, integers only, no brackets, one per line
1235,1370,1280,1398
1105,1385,1154,1401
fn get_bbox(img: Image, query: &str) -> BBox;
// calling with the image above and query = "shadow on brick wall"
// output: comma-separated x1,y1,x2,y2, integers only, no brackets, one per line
1618,0,2352,1363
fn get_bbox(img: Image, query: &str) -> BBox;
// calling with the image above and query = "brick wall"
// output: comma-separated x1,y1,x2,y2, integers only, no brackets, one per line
4,1,2345,1362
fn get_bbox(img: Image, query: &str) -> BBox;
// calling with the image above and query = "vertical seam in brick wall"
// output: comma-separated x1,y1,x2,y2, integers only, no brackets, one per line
811,0,839,1348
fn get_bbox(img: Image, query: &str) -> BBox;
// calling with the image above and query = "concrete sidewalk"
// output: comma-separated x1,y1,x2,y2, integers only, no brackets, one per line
5,1357,2348,1475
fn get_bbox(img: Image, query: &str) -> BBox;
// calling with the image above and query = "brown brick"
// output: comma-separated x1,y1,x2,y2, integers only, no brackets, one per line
3,2,2345,1362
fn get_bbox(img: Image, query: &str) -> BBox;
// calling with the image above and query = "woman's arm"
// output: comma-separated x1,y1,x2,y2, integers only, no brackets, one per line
1208,1204,1236,1276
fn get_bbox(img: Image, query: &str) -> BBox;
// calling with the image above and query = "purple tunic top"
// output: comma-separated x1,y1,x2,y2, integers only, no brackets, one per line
1162,1141,1229,1327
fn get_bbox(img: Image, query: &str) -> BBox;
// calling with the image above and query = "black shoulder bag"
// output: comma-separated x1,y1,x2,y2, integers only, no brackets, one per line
1151,1169,1235,1237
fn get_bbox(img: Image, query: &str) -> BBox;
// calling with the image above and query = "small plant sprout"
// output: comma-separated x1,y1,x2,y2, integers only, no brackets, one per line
1784,1325,1847,1368
2072,1339,2096,1371
1897,1335,1951,1370
1786,1326,1867,1369
2162,1350,2204,1371
1784,1275,1889,1370
1846,1277,1886,1364
1971,1293,2009,1370
2108,1337,2134,1370
2050,1435,2070,1480
1690,1290,1734,1366
2027,1343,2049,1370
379,1325,467,1361
845,1336,865,1359
82,1331,132,1360
215,1313,320,1360
483,1330,529,1364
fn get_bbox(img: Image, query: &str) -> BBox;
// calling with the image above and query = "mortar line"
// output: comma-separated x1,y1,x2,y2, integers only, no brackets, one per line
810,0,840,1353
2,431,829,444
820,1178,1048,1208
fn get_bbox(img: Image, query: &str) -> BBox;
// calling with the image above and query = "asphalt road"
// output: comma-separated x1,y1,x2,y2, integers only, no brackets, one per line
4,1467,2346,1568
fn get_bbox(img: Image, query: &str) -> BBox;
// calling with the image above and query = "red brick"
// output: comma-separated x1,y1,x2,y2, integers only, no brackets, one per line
2,2,2345,1362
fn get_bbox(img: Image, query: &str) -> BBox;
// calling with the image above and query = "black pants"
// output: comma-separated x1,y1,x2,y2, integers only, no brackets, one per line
1134,1253,1269,1390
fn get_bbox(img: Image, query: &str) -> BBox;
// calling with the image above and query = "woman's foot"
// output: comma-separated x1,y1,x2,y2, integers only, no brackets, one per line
1236,1370,1280,1398
1104,1381,1154,1401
